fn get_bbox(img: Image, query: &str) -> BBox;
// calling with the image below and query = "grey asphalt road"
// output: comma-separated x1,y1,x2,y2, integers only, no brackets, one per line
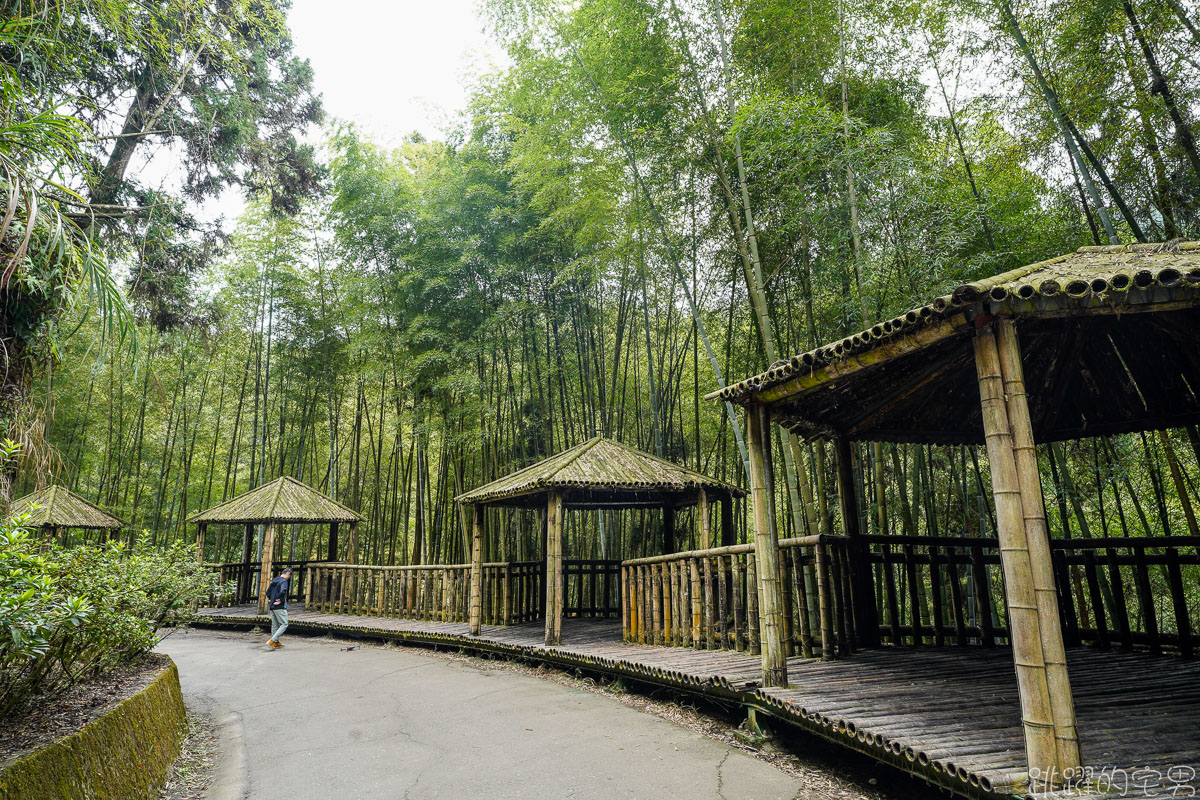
158,629,804,800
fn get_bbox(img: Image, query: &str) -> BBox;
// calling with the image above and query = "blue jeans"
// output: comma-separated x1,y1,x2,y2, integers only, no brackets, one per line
269,608,289,642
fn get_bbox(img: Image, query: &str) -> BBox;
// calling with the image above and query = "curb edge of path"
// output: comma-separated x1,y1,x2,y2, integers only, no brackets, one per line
208,709,250,800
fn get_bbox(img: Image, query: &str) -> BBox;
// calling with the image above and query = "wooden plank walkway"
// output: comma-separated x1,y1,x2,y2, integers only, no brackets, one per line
195,605,1199,800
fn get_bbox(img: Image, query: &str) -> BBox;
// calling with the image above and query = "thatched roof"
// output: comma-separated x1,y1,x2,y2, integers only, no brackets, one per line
10,485,124,530
188,476,362,525
711,242,1200,444
456,436,746,508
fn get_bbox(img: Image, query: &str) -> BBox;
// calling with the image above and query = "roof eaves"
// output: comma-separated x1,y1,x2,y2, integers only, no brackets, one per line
713,242,1200,407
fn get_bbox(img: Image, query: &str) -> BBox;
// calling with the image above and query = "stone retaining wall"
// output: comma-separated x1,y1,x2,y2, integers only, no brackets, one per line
0,658,187,800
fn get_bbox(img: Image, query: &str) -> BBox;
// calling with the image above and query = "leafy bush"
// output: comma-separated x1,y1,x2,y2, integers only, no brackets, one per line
0,514,226,718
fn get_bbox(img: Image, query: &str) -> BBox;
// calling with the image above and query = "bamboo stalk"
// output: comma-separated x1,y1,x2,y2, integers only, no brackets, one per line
995,319,1081,772
816,540,836,660
973,327,1058,781
747,404,788,687
196,523,207,564
747,553,760,654
621,566,631,641
690,559,702,647
256,522,276,614
469,504,483,635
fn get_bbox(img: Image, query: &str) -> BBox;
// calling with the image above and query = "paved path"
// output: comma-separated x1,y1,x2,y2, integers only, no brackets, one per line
195,606,1200,800
159,629,804,800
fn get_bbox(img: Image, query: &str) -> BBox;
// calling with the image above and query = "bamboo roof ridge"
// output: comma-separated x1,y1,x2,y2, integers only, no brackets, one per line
456,436,746,507
710,242,1200,444
10,485,125,530
188,475,362,525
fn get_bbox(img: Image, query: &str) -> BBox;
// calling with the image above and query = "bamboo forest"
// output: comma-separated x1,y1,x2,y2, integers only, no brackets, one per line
2,0,1200,797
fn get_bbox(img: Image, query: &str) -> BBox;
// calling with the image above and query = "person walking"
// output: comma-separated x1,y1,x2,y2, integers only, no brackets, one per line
266,567,293,650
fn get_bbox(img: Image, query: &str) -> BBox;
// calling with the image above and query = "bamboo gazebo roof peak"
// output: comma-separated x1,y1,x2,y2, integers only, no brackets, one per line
710,241,1200,445
456,435,746,507
9,484,125,530
188,475,362,525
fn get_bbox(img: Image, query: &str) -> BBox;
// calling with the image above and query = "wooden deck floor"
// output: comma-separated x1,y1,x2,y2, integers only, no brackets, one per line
195,605,1199,799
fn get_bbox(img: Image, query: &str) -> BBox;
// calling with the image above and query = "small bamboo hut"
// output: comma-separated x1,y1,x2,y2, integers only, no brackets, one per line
9,484,124,543
456,436,746,644
188,476,362,613
711,242,1200,784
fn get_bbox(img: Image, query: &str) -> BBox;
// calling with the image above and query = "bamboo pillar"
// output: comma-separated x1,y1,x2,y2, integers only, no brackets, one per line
242,524,254,564
835,437,880,648
545,492,564,645
973,327,1059,781
662,505,676,554
469,504,484,635
239,523,254,604
537,507,548,618
720,495,735,547
995,319,1081,772
347,521,359,565
257,521,277,615
327,522,339,562
747,404,788,687
697,489,711,549
195,523,207,563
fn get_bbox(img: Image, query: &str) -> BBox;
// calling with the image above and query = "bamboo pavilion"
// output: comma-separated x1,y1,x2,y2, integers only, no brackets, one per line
9,484,124,543
188,475,362,613
456,436,746,644
711,241,1200,785
195,243,1199,799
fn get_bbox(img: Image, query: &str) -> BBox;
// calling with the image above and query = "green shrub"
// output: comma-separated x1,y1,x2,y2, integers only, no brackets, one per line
0,514,226,718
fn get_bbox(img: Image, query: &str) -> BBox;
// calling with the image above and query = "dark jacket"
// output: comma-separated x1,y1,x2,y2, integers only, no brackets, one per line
267,574,290,610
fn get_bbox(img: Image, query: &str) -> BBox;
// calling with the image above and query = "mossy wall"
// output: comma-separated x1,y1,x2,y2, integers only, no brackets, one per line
0,659,187,800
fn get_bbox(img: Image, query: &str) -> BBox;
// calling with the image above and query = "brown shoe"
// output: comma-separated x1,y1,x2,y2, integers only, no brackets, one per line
268,640,280,650
274,641,285,648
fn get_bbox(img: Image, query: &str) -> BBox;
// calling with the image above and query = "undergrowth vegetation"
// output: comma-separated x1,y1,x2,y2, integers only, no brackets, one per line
0,447,225,717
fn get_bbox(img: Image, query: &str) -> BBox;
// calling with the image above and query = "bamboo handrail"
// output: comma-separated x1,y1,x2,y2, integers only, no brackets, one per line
620,534,855,659
620,534,850,568
304,561,543,626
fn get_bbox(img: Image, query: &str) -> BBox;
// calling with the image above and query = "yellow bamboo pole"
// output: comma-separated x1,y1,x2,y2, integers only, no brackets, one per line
256,522,276,615
974,327,1058,782
747,404,788,687
996,319,1082,773
545,491,564,645
347,521,359,565
469,504,484,635
698,489,712,549
689,560,702,645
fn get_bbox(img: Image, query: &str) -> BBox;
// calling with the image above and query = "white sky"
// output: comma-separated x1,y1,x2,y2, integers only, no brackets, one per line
202,0,505,226
289,0,503,146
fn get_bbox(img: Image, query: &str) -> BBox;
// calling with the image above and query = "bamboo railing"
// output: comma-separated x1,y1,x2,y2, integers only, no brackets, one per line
305,561,543,626
621,535,856,658
1052,535,1200,656
563,558,621,618
862,534,1200,654
486,561,543,626
864,535,1006,647
622,543,758,651
779,536,857,659
204,559,324,607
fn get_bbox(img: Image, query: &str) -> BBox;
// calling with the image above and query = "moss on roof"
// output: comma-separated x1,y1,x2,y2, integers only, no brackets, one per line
188,476,362,525
456,436,746,506
714,241,1200,406
10,485,125,530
